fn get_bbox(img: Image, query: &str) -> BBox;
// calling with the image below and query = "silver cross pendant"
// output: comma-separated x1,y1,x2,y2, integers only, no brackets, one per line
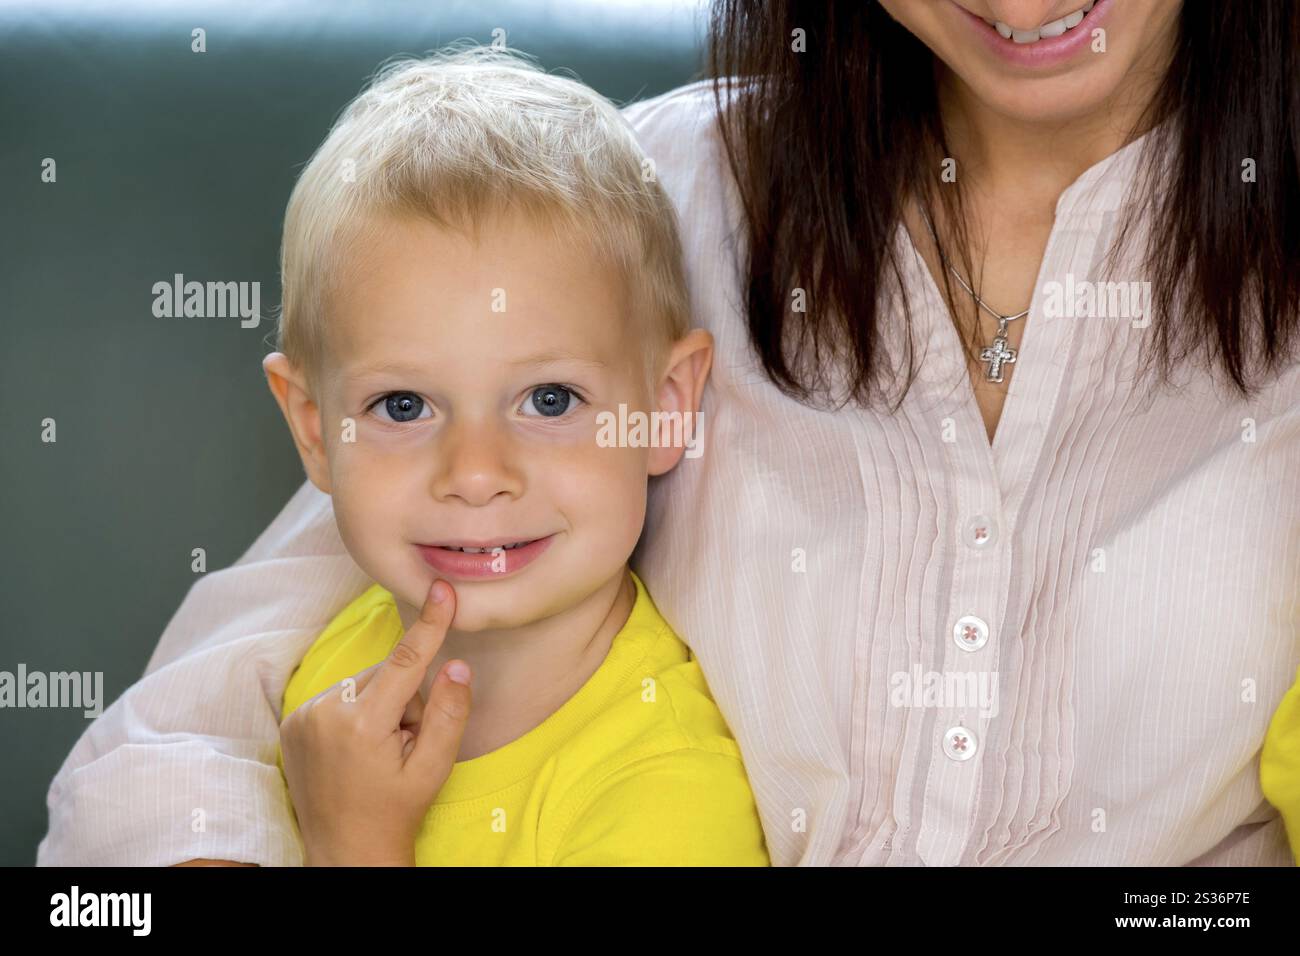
979,319,1017,383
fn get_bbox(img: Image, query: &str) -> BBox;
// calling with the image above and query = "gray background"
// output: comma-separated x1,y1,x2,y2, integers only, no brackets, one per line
0,0,704,866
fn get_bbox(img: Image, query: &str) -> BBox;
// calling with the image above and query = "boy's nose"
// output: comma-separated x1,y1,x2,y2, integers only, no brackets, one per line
429,419,525,507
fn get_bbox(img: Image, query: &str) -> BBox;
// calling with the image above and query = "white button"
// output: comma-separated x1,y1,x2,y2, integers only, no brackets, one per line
953,614,989,652
943,726,978,761
964,514,998,550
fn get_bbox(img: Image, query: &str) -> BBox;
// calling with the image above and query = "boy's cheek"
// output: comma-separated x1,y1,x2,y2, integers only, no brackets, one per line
325,436,416,484
329,496,425,600
327,463,417,548
566,452,650,539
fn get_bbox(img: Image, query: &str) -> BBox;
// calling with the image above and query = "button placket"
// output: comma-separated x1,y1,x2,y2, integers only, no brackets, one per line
916,496,1008,864
917,472,1009,864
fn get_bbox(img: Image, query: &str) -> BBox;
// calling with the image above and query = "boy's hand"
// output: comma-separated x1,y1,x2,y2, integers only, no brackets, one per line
279,578,471,866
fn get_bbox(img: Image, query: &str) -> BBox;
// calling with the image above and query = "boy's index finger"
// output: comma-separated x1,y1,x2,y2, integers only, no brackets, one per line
361,579,455,721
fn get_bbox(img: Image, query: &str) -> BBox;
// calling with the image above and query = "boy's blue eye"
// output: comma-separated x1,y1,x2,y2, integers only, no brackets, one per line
376,392,428,423
369,387,581,423
527,385,578,418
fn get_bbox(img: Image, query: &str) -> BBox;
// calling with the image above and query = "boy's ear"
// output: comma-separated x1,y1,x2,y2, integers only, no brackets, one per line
262,352,332,494
647,328,714,477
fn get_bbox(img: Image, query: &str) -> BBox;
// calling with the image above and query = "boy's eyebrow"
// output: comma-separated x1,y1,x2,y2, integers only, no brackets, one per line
344,351,608,380
344,361,427,380
510,349,608,369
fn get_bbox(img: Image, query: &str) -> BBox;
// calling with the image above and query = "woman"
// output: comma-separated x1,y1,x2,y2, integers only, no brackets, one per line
40,0,1300,866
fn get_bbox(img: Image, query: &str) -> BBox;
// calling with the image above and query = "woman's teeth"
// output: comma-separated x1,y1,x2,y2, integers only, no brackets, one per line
983,0,1093,44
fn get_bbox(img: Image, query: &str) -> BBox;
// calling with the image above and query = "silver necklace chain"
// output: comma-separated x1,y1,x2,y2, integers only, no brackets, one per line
918,204,1026,384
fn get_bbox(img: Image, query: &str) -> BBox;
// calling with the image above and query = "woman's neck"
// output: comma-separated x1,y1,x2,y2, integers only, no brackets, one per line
935,41,1175,208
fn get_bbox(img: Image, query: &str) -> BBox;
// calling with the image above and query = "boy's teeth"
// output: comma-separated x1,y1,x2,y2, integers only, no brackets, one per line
985,0,1093,44
447,541,529,553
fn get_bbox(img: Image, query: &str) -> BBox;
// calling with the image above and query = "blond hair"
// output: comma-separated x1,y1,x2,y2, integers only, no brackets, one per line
274,45,690,395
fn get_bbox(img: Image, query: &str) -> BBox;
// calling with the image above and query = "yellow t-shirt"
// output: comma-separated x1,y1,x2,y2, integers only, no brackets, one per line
1261,665,1300,862
277,569,770,866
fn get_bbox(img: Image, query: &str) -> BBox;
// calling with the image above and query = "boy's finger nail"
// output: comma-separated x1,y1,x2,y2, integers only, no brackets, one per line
446,661,471,685
431,580,450,604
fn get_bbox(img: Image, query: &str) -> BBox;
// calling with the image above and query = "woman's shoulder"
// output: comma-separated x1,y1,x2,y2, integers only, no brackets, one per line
621,76,716,120
620,75,749,151
618,77,752,280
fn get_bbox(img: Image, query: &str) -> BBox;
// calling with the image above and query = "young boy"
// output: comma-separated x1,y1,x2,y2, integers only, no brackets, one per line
260,47,769,866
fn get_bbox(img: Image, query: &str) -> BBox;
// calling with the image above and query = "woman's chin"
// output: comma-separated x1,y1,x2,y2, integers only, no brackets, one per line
952,64,1128,129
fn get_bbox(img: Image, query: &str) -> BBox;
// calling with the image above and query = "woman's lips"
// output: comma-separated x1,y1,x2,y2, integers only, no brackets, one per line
416,534,556,580
955,0,1112,70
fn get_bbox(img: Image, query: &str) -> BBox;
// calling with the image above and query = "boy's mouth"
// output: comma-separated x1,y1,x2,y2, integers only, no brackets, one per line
417,534,557,580
433,539,538,553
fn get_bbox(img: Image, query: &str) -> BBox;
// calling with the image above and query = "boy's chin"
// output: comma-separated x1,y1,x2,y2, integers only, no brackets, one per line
394,577,549,633
441,586,528,630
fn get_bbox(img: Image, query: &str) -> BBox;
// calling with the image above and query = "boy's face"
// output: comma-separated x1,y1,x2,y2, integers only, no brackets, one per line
288,211,668,631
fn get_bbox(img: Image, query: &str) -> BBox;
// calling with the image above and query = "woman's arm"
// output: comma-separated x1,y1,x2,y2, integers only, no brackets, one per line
37,480,371,867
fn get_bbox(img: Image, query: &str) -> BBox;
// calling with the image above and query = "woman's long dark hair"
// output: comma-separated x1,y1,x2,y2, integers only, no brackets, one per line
708,0,1300,409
